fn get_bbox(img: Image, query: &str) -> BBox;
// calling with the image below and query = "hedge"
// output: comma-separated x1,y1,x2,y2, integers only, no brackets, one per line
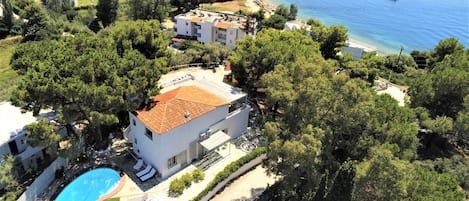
192,168,205,182
191,147,267,201
181,172,194,187
169,178,185,195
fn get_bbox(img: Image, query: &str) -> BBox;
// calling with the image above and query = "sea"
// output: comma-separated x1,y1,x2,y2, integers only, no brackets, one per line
271,0,469,54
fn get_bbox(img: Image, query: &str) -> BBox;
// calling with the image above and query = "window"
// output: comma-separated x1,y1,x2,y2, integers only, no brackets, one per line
168,156,177,168
132,119,136,126
145,128,153,140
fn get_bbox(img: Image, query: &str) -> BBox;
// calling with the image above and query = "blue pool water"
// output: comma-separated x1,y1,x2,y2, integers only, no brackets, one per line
55,168,120,201
272,0,469,54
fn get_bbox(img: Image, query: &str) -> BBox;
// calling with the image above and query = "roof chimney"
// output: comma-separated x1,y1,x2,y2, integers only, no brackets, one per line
146,98,157,110
184,111,191,118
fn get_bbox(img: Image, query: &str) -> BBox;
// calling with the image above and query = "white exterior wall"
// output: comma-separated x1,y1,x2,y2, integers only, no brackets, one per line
129,106,227,178
17,157,69,201
199,21,214,43
0,134,37,159
175,14,255,49
225,28,238,49
129,104,250,179
175,17,192,36
0,142,11,157
208,105,250,139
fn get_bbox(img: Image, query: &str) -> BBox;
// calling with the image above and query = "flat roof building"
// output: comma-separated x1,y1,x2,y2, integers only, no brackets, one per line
175,9,257,49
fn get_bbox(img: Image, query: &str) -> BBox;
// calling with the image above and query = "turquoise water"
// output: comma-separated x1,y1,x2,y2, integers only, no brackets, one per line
272,0,469,54
56,168,120,201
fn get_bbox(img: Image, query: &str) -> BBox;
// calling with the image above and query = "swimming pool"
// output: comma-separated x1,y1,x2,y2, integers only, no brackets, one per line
55,168,121,201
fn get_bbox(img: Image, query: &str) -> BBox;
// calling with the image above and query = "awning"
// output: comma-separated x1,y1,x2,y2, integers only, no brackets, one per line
200,130,230,151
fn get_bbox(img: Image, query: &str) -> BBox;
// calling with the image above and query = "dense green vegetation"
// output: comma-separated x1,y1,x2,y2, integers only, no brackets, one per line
229,27,468,200
0,37,21,101
11,20,169,153
169,41,232,66
0,155,21,200
168,168,206,196
0,1,468,200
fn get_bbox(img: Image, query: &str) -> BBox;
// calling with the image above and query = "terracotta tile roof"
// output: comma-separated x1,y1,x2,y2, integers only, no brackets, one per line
135,86,228,134
191,17,202,23
215,21,231,29
171,37,186,43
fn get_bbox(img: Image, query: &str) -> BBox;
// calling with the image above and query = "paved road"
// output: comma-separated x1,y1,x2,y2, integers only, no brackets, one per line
210,165,276,201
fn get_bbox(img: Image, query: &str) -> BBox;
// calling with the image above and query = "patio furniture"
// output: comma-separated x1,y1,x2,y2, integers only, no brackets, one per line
139,168,157,182
133,159,144,170
136,165,152,177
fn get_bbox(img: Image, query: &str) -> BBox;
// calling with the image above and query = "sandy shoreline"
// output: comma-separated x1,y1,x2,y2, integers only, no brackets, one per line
248,0,389,55
347,38,378,53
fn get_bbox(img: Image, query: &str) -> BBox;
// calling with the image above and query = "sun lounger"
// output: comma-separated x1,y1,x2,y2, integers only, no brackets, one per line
133,159,144,170
136,165,152,177
139,168,157,182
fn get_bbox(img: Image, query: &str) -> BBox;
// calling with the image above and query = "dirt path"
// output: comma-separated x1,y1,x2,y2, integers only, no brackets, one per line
210,165,276,201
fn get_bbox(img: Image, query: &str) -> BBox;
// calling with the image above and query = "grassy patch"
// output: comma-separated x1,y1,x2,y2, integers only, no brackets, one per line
104,198,120,201
76,0,98,7
0,37,21,102
200,4,235,12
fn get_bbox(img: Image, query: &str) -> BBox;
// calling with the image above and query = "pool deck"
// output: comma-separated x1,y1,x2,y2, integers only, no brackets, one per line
97,174,127,201
110,142,247,201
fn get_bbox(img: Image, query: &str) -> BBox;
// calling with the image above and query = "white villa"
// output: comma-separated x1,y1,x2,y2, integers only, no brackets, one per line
175,9,257,49
127,79,250,179
0,102,58,177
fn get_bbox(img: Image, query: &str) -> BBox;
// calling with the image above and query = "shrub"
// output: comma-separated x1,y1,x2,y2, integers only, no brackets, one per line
169,178,185,195
181,172,194,187
192,168,205,182
191,147,267,201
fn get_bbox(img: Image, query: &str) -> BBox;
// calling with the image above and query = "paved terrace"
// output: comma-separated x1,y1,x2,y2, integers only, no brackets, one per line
110,142,247,201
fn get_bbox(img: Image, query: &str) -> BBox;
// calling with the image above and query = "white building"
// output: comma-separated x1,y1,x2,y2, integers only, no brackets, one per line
341,46,365,60
375,79,408,106
0,102,57,174
127,79,250,179
175,9,257,49
284,19,310,31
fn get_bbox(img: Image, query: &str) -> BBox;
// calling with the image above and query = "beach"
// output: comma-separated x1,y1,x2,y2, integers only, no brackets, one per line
252,0,390,55
346,38,386,55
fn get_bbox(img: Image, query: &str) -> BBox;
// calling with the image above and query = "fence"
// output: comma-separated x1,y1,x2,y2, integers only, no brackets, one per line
17,157,69,201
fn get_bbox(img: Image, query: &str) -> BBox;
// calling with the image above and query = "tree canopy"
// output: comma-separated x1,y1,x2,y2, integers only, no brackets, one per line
96,0,119,27
25,118,62,156
10,20,170,148
251,30,467,200
352,147,465,201
0,155,20,200
128,0,170,21
229,28,320,92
